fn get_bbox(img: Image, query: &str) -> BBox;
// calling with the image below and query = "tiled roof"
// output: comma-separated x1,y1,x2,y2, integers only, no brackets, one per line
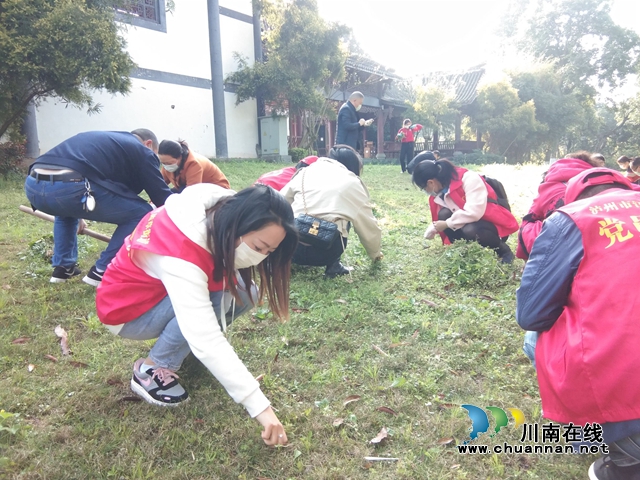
420,64,486,105
346,55,404,81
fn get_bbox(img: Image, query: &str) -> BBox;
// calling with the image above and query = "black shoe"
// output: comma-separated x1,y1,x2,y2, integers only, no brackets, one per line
496,242,514,264
82,265,104,287
50,265,81,284
589,455,640,480
324,261,353,279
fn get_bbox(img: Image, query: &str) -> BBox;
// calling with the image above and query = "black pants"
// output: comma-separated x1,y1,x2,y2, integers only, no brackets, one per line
399,142,415,172
292,237,347,267
438,208,502,249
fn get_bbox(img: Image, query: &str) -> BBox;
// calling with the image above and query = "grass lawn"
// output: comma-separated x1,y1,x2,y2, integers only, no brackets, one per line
0,162,594,479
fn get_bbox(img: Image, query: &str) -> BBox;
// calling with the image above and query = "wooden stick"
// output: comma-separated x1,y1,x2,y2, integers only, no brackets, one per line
19,205,112,243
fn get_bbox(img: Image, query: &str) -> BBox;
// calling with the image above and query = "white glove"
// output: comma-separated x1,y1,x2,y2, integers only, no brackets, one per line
359,118,366,126
365,119,374,126
424,223,438,240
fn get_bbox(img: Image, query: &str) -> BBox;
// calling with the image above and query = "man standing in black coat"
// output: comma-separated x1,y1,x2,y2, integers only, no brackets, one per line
335,91,372,150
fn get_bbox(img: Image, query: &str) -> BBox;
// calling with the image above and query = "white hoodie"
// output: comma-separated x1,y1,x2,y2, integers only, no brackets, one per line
114,184,270,418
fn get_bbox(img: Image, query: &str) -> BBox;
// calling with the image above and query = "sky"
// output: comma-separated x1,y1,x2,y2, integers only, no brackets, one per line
316,0,640,83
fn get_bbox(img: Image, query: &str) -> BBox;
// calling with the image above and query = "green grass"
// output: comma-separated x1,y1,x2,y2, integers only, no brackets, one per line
0,162,593,479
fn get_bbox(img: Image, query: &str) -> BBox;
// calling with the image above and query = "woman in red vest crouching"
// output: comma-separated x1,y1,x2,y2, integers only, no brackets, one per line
96,184,298,446
413,159,519,263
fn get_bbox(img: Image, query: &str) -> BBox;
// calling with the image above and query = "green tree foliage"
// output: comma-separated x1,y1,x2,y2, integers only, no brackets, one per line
467,82,541,163
503,0,640,94
0,0,135,139
405,85,459,137
509,67,584,160
228,0,350,149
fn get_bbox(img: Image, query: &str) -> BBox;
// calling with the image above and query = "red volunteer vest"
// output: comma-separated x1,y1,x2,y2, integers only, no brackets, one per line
255,166,297,191
537,189,640,424
96,207,223,325
428,167,519,244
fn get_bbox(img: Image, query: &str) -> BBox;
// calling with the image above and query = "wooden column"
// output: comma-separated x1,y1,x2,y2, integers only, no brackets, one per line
455,114,462,143
433,128,439,150
377,109,385,158
326,118,333,150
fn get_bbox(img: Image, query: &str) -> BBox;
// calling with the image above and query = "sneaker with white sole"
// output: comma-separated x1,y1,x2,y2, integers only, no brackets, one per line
50,265,81,283
82,265,104,287
130,358,189,407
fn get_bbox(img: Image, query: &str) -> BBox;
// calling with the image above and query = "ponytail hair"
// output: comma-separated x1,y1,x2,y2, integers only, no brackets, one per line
411,159,458,190
158,139,190,175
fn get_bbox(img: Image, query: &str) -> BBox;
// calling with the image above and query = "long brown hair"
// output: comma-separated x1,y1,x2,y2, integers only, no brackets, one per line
205,185,298,320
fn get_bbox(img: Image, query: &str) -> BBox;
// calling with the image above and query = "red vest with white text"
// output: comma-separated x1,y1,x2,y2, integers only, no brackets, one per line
428,167,519,244
96,207,223,325
537,189,640,424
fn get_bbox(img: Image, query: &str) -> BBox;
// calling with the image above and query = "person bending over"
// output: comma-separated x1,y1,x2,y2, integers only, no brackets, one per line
517,169,640,480
24,129,172,286
281,145,383,278
96,184,297,446
516,151,598,260
158,139,230,192
414,159,518,263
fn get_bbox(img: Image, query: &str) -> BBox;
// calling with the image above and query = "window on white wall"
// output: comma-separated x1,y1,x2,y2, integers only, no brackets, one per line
115,0,167,33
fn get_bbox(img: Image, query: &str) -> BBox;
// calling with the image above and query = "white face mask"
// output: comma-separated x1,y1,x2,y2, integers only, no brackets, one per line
355,104,362,112
163,163,179,173
234,239,268,269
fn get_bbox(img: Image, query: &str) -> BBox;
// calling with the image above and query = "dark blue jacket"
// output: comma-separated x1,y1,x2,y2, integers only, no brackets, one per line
31,131,172,207
335,101,362,149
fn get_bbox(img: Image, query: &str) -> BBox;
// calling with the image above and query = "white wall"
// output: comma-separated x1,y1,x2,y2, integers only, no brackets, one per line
35,79,216,156
34,0,258,159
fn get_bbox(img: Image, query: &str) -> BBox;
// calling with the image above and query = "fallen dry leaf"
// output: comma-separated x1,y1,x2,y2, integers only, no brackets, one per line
291,308,309,314
478,295,497,301
281,336,289,346
420,299,437,307
44,354,58,362
395,295,408,300
3,284,11,290
412,329,420,339
69,361,88,368
389,342,409,348
370,427,389,444
272,352,279,363
54,325,71,356
257,477,272,480
335,299,348,304
194,419,205,424
451,464,461,470
332,418,344,427
376,406,397,416
343,395,361,406
12,337,31,344
372,344,389,357
255,374,265,382
27,364,35,372
120,396,142,402
106,377,122,386
364,456,399,462
437,437,455,446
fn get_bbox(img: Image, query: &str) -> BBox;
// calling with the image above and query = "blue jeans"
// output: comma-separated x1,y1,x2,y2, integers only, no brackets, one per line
523,331,538,369
117,283,257,371
25,175,152,271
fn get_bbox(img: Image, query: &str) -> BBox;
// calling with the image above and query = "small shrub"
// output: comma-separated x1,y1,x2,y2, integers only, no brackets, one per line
452,150,505,165
437,240,512,289
0,141,26,179
289,147,308,163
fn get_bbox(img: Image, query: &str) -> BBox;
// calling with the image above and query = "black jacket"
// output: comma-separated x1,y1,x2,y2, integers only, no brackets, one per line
335,101,362,149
